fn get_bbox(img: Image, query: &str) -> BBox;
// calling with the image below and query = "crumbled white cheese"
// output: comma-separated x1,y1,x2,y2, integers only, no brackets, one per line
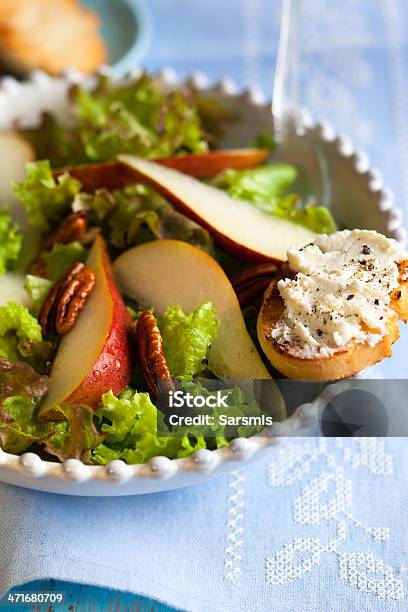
271,229,406,358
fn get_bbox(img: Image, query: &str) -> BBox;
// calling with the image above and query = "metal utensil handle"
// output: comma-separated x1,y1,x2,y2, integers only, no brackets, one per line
272,0,302,141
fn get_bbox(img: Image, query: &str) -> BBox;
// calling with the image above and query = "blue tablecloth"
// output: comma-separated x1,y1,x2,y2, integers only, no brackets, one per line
1,1,408,610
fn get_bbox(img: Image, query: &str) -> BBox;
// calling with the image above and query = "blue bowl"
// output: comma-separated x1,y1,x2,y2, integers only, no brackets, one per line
82,0,152,73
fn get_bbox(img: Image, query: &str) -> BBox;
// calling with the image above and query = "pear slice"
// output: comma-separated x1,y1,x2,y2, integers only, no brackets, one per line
113,239,269,379
118,156,317,262
52,148,269,192
113,240,286,419
39,236,132,417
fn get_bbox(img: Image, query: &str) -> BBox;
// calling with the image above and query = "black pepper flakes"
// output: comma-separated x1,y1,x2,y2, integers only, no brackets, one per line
366,263,375,271
395,290,402,300
347,294,354,300
362,245,371,255
374,299,379,305
316,329,323,337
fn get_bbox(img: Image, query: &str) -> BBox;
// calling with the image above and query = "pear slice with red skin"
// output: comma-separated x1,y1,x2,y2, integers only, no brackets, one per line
39,235,132,418
118,156,317,262
52,148,269,192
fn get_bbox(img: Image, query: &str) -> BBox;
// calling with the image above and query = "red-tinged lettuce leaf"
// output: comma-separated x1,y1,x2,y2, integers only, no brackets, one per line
0,359,51,453
0,358,49,408
111,185,213,252
45,404,105,462
20,75,232,168
0,401,51,454
12,161,81,234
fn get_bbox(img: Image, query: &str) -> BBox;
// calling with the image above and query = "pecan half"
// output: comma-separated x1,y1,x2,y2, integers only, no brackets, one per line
134,311,176,397
232,262,279,309
30,212,89,277
39,262,96,336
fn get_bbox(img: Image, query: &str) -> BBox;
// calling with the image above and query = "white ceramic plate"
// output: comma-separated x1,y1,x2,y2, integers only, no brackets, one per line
0,69,405,496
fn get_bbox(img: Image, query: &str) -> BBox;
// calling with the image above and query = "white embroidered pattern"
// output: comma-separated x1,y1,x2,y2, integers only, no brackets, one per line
223,472,245,584
266,438,404,601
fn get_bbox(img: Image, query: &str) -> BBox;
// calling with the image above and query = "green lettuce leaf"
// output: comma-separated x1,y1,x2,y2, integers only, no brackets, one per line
72,189,117,223
45,404,105,461
213,165,337,234
78,183,213,253
0,209,22,276
92,387,221,465
95,387,139,444
71,75,209,162
92,379,264,465
213,164,297,203
0,302,43,362
0,395,49,454
93,388,180,465
20,75,230,167
159,302,220,378
12,161,81,233
43,241,87,281
271,194,337,234
24,275,53,314
179,380,263,441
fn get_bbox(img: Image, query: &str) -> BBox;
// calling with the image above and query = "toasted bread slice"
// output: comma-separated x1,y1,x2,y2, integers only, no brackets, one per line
0,0,106,75
257,260,408,381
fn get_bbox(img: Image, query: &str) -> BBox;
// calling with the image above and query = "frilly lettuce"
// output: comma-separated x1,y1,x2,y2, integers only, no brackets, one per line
180,380,264,441
71,75,209,162
92,379,265,465
45,404,104,462
0,359,102,459
271,194,337,234
20,75,230,167
0,302,43,362
93,387,222,465
213,165,337,234
93,389,180,465
73,183,213,253
159,302,220,378
12,161,81,233
24,275,53,314
0,395,48,454
0,209,22,276
214,164,298,203
43,241,87,281
0,359,50,453
72,189,116,223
